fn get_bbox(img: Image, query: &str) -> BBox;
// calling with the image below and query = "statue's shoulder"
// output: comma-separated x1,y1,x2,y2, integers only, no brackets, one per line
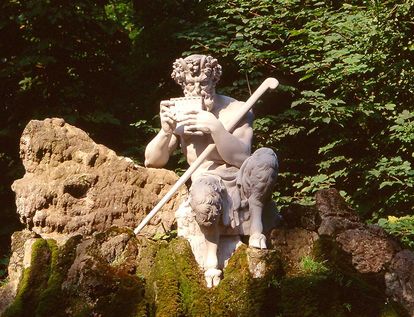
216,94,253,125
216,94,243,111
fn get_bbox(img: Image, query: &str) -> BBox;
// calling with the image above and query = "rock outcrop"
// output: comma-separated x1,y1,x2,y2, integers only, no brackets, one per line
386,250,414,315
11,118,187,241
1,119,413,317
313,189,412,316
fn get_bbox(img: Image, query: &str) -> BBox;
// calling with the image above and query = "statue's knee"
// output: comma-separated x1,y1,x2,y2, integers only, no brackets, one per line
242,147,279,178
190,176,225,227
251,147,278,170
238,147,278,201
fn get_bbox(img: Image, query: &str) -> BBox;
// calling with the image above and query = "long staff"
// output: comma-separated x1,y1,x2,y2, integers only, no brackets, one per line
134,77,279,234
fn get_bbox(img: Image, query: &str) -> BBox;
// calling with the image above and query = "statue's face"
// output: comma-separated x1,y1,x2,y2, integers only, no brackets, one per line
183,72,215,111
183,73,214,97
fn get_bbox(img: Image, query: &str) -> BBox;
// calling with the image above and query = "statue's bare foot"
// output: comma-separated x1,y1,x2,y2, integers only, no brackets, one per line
205,268,222,288
249,233,267,249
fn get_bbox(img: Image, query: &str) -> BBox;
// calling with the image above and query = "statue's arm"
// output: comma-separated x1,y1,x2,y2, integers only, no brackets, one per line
144,131,178,168
211,110,253,168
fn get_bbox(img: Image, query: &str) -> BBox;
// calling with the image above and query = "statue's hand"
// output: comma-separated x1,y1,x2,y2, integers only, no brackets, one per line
160,100,176,134
179,109,222,136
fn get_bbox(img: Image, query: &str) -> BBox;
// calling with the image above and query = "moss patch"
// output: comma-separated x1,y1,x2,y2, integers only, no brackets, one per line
140,240,282,317
207,245,279,317
2,230,146,317
2,230,410,317
265,236,408,317
140,238,209,317
3,238,52,317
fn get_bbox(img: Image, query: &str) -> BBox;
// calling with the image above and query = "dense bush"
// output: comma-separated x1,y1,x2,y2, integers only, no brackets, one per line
0,0,206,255
0,0,412,251
178,0,414,222
378,216,414,250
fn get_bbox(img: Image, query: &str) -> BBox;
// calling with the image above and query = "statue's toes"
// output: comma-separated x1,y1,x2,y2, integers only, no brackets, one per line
205,268,222,288
249,233,267,249
260,237,267,249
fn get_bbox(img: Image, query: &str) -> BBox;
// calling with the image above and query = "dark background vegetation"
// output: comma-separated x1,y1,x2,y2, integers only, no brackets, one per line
1,0,413,276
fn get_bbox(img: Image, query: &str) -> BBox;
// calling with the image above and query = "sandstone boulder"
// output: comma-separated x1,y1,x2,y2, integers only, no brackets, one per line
11,118,187,240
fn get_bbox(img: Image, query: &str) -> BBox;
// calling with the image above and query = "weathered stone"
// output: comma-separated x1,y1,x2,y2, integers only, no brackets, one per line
0,230,38,315
269,227,319,275
246,248,280,278
336,227,400,274
315,189,400,275
1,229,145,317
4,129,414,317
385,250,414,316
12,118,187,239
316,188,361,236
313,189,414,315
62,228,142,305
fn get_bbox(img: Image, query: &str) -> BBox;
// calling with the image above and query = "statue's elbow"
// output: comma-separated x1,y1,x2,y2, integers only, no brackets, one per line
144,159,153,168
144,158,158,168
144,156,167,168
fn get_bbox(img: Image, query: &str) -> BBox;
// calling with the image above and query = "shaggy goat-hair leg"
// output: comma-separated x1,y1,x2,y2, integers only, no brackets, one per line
248,198,267,249
189,176,225,287
200,225,221,288
237,148,278,249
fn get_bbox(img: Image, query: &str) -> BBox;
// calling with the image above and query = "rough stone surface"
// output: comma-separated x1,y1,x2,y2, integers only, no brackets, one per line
313,189,413,315
269,227,319,275
11,118,187,239
0,230,37,315
315,189,400,275
246,248,280,278
385,250,414,316
336,227,399,274
316,188,362,236
280,204,321,231
62,228,141,302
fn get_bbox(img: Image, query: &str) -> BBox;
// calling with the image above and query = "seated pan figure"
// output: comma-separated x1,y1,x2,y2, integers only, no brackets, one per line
143,54,279,287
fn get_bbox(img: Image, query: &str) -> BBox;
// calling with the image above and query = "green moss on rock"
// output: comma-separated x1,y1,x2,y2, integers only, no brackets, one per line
2,229,409,317
140,240,282,317
2,230,146,317
141,238,209,317
3,239,51,317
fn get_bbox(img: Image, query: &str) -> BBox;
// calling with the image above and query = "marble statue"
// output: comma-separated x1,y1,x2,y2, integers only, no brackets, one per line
144,54,278,287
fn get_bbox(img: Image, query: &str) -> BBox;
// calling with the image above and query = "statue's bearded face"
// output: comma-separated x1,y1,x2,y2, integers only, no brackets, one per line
183,73,215,111
172,55,222,112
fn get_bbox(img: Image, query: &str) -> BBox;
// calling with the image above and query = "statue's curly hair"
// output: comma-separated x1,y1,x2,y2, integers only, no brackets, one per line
171,54,222,89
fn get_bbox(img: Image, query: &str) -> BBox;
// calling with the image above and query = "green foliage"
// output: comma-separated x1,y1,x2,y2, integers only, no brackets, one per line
179,0,414,220
0,0,208,247
1,0,414,287
378,216,414,249
299,255,329,275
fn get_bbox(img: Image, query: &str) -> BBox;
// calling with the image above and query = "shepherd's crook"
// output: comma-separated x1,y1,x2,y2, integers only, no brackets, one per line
134,77,279,235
